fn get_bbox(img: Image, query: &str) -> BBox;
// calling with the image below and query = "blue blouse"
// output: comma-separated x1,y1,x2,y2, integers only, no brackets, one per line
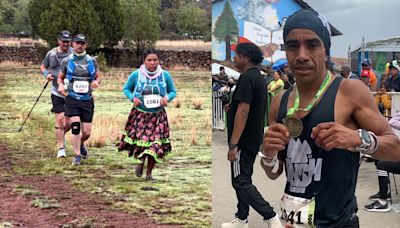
123,69,176,112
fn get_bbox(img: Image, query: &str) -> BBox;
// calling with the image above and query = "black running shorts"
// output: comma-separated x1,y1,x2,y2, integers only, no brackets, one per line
64,96,94,123
51,94,65,113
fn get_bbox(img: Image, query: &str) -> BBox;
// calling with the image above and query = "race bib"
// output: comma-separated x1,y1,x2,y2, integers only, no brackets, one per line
143,94,162,108
280,193,315,228
73,81,89,93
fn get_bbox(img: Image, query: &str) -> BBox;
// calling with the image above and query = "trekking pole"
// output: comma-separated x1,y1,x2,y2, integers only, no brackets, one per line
17,81,49,132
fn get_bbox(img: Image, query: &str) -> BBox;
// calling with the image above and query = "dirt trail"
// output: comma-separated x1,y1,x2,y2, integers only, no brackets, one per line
0,144,179,228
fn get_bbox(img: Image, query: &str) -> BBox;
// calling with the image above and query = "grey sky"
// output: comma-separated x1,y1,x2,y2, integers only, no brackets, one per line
305,0,400,57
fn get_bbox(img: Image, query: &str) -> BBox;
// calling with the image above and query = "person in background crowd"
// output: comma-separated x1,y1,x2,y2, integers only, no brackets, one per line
267,70,284,97
389,111,400,130
340,65,359,80
385,60,400,92
282,64,295,89
365,114,400,212
374,84,391,117
261,65,274,86
364,160,400,212
218,66,229,81
361,58,378,91
360,69,371,89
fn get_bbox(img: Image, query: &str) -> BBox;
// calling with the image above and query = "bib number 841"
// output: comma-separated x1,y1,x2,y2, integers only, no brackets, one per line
281,208,304,225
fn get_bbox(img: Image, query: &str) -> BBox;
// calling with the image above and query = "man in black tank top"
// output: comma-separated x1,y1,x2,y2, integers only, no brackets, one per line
221,43,283,228
259,9,400,228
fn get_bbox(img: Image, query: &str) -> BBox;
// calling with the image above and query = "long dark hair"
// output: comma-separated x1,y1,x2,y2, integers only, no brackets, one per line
142,49,159,61
236,43,263,65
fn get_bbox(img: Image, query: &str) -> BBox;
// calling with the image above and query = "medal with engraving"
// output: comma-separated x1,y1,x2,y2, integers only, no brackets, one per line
284,72,331,138
283,115,303,138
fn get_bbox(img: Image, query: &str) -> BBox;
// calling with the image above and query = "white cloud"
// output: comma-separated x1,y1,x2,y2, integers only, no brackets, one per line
305,0,400,57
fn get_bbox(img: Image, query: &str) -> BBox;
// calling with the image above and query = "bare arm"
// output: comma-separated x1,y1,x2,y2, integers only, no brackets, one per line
260,156,284,179
91,71,101,89
57,71,66,95
269,83,281,93
95,72,101,83
313,79,400,160
40,63,46,73
260,91,287,179
346,80,400,160
57,71,65,86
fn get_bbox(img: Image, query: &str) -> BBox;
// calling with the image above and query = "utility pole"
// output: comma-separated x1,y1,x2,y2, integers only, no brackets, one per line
348,45,351,66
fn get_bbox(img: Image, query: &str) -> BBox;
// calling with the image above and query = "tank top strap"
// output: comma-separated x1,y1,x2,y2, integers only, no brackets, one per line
277,87,293,123
277,77,343,123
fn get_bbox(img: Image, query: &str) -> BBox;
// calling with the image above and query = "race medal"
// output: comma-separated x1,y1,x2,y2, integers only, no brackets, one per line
283,115,303,138
284,72,331,138
72,81,89,93
143,94,162,108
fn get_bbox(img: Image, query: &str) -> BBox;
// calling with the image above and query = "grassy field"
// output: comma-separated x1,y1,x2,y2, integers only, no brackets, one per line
0,64,211,227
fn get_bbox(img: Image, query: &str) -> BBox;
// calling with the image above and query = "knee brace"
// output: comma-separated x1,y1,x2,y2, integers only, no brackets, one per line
71,122,80,135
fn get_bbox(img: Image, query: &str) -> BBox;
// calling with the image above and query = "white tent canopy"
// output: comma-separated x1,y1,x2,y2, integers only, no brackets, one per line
212,63,240,80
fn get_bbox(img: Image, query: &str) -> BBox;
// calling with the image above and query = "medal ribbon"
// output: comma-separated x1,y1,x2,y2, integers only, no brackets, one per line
287,71,331,116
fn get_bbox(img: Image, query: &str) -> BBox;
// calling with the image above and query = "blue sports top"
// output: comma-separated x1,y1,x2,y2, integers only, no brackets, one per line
123,69,176,113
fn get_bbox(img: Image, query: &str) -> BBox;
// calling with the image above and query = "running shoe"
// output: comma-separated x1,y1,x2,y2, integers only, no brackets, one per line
221,218,249,228
263,214,284,228
57,148,66,158
80,144,88,159
72,155,81,165
368,191,391,201
364,200,391,212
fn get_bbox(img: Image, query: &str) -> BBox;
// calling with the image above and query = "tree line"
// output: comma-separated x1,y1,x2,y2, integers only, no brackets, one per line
0,0,211,50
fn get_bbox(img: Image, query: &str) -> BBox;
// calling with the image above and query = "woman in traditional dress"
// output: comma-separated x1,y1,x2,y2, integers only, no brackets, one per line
118,49,176,180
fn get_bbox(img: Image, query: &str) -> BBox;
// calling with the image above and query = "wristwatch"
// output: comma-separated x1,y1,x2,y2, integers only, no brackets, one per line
228,142,238,150
355,129,372,153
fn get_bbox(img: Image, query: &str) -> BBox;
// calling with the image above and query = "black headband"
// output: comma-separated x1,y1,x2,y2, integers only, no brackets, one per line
283,9,331,56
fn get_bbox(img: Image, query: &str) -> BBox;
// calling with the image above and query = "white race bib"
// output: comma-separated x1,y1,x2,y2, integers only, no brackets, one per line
143,94,162,108
73,81,89,93
280,193,315,228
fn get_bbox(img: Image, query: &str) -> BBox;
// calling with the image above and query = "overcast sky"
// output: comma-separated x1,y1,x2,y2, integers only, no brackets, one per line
304,0,400,58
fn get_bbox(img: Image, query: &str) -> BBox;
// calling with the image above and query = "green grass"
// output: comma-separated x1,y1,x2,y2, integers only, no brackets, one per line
13,185,42,196
30,197,61,209
0,65,211,227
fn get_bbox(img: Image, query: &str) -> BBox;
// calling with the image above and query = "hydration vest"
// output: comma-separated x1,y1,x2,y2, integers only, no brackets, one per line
66,53,96,100
133,69,167,111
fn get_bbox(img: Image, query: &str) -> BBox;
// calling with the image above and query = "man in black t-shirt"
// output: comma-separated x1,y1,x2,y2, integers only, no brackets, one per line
221,43,282,228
